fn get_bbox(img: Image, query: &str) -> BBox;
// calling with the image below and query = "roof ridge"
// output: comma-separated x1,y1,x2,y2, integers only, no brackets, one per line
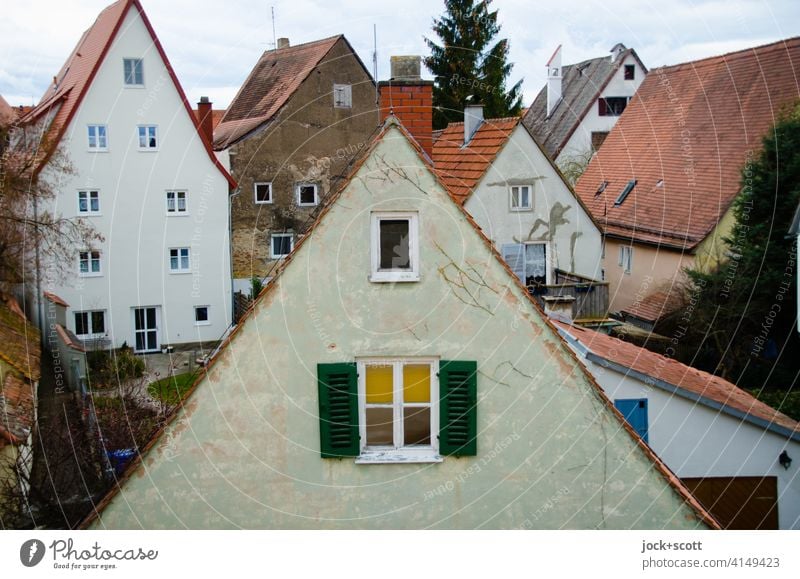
659,35,800,72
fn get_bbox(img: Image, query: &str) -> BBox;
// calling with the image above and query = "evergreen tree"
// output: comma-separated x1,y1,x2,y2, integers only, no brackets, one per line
660,103,800,399
424,0,523,130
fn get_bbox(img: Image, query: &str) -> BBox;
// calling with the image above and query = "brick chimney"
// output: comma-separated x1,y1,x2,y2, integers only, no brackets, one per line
378,56,433,157
197,96,213,147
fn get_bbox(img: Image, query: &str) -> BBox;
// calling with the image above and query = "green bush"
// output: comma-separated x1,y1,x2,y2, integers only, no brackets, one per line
749,389,800,422
87,345,145,388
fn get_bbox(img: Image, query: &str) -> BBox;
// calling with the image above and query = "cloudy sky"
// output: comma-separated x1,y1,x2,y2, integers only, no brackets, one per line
1,0,798,109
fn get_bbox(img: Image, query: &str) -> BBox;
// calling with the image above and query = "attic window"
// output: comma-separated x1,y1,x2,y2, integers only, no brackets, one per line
615,180,637,205
595,180,609,196
598,97,628,116
123,58,144,86
370,212,419,283
624,64,635,80
333,84,352,108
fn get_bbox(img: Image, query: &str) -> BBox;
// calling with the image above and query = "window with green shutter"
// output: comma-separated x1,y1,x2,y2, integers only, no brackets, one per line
317,363,359,458
439,360,478,456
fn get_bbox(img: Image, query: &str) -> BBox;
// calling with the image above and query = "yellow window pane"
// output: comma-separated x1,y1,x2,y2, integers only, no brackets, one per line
366,365,393,404
403,364,430,403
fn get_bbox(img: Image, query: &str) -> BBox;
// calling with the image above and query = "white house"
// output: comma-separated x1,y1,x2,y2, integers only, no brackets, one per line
22,0,236,353
555,320,800,529
523,44,647,169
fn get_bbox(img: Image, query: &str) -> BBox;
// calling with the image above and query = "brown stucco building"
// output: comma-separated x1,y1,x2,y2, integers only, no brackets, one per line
214,35,379,284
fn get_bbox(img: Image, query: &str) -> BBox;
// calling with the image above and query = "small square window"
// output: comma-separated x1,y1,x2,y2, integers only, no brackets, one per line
254,182,272,204
74,310,106,338
87,125,108,150
78,190,100,215
598,97,628,117
138,125,158,150
166,191,188,214
270,234,293,259
624,64,635,80
194,306,210,326
123,58,144,86
510,185,532,211
79,250,102,277
370,212,419,283
296,183,318,206
169,247,191,272
333,84,352,108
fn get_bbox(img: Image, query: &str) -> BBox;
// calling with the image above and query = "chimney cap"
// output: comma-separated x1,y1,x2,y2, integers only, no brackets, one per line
390,55,422,81
199,96,211,104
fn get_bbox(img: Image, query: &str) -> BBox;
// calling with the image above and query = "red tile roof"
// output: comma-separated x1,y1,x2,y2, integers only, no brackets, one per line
22,0,235,189
192,108,226,130
0,296,40,382
432,117,520,204
0,95,15,125
620,289,682,324
214,36,342,149
0,373,35,446
555,321,800,437
574,37,800,251
43,291,69,308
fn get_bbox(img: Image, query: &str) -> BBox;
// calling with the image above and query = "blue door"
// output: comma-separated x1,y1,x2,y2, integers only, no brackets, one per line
614,398,649,443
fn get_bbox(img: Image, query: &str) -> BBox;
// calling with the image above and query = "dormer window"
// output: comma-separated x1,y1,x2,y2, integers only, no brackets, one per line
370,212,419,283
123,58,144,86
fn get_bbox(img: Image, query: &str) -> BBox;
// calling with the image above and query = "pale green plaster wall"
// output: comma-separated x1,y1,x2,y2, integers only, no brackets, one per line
93,126,709,529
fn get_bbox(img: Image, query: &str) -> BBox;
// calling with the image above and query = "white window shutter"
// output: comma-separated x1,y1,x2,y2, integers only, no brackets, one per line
501,244,525,283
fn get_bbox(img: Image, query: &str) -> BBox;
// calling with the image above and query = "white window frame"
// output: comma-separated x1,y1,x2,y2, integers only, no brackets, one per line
254,182,273,204
619,245,632,274
355,357,441,464
270,233,294,259
123,58,144,86
296,183,319,207
524,241,552,285
77,190,100,216
333,84,352,108
166,190,188,215
370,212,420,283
73,310,107,339
169,247,191,273
509,185,533,211
137,125,158,150
194,305,210,326
78,250,102,277
87,124,108,151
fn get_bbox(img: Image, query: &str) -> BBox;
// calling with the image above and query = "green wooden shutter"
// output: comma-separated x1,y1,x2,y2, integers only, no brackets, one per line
317,363,359,458
439,361,478,456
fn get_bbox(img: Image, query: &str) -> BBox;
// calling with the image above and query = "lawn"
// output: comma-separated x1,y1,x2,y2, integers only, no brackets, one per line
147,372,196,405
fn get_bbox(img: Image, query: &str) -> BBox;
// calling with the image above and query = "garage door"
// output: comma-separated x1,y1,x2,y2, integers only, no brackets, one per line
681,476,778,530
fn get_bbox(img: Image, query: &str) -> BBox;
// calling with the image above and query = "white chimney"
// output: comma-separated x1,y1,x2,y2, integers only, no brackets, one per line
610,43,626,62
277,37,290,49
464,104,484,145
546,45,562,117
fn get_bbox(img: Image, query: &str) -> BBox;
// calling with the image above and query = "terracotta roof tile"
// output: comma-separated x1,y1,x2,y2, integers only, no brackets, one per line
43,291,69,307
22,0,235,189
621,289,683,324
432,117,520,204
0,373,35,445
555,321,800,437
0,297,40,382
214,36,342,149
574,37,800,250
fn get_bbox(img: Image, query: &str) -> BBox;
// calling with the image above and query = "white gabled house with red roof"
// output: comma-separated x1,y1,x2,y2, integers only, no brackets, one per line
22,0,235,353
555,320,800,529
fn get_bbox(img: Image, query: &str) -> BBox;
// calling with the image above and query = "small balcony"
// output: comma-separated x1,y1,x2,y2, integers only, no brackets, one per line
528,269,610,323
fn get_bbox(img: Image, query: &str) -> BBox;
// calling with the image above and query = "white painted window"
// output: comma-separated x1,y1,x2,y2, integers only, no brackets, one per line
333,84,352,108
356,358,440,463
370,212,419,283
138,125,158,150
123,58,144,86
270,233,293,259
619,245,632,274
509,185,532,211
501,242,550,285
296,183,319,207
78,250,102,277
169,247,191,273
254,182,272,204
194,306,210,326
74,310,106,338
87,125,107,150
78,190,100,215
166,191,188,214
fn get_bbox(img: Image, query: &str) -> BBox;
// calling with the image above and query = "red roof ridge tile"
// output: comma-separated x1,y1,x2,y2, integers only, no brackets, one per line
661,35,800,72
